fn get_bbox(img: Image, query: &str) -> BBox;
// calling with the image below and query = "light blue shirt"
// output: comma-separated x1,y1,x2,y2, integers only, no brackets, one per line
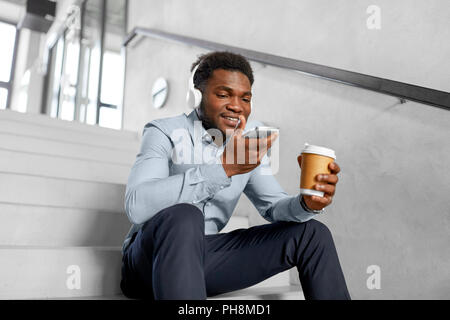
122,109,316,252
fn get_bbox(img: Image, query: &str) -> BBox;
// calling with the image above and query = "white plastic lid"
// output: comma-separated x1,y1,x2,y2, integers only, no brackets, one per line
301,143,336,159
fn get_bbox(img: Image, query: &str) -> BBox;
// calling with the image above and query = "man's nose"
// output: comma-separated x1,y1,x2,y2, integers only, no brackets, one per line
226,100,244,113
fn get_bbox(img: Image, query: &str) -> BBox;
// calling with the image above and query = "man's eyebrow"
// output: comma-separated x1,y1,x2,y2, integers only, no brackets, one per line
215,85,252,96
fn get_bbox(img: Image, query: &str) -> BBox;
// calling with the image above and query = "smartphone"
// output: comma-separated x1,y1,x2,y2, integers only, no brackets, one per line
242,126,279,139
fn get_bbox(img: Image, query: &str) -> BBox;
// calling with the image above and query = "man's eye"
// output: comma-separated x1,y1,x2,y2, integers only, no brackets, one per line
243,98,251,103
217,94,228,98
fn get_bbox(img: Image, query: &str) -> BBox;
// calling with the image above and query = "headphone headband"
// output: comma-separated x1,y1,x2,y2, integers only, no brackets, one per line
189,63,200,90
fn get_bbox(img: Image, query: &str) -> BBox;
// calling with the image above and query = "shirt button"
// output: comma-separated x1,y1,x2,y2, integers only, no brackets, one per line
206,202,211,206
220,186,224,190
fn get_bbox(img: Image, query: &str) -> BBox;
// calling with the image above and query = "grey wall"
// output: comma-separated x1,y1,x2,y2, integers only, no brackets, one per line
123,0,450,299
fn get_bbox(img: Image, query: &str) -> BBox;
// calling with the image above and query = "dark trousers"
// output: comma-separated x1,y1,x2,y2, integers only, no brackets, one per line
120,203,351,300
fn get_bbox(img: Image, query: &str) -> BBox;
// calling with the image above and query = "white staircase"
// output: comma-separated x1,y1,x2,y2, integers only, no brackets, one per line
0,109,302,300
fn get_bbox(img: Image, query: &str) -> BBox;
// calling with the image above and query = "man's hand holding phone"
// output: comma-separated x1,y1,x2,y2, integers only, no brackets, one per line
221,115,279,177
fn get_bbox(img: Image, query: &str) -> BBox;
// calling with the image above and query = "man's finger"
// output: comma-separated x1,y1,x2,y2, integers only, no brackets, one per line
317,174,339,185
311,194,333,205
314,183,335,196
329,161,340,174
235,115,246,137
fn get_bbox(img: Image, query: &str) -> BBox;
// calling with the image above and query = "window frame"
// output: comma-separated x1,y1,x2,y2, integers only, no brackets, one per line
41,0,126,129
0,18,19,110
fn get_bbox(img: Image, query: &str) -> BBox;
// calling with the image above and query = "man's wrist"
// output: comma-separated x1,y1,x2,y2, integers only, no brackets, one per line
221,163,233,177
300,195,324,214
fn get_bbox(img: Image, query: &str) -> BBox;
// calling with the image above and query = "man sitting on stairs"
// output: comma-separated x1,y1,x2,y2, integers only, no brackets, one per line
120,51,351,300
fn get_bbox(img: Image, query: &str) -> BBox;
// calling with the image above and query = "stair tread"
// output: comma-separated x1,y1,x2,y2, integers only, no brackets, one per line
0,245,122,250
0,246,295,299
0,172,126,212
0,132,136,165
0,202,130,247
209,285,303,300
0,149,130,184
50,285,304,300
0,120,140,150
0,109,139,140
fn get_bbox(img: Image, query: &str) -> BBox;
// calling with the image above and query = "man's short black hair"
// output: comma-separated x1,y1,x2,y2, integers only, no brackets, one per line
191,51,254,91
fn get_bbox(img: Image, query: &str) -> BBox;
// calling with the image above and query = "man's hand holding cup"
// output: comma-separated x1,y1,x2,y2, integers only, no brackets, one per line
298,144,341,211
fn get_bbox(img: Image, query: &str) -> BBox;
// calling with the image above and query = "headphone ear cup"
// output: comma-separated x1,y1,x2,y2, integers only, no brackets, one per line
192,88,202,108
186,62,202,108
186,88,201,109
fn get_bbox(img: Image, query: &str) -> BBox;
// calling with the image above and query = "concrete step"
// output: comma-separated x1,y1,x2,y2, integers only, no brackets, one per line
0,109,140,141
209,285,304,300
220,215,249,233
0,148,131,184
0,206,251,254
58,285,304,300
0,246,123,299
0,172,125,212
0,118,140,151
53,294,129,300
0,131,136,165
0,203,130,247
250,269,291,289
0,245,295,300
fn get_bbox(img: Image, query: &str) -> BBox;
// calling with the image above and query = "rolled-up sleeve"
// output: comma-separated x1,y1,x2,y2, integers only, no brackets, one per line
125,125,231,225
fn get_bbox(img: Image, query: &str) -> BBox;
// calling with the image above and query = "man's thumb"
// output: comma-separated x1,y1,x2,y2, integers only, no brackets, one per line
236,115,246,135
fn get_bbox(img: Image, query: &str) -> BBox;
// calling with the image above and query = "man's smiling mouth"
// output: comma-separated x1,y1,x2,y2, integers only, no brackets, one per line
221,114,239,124
221,116,240,128
224,116,238,121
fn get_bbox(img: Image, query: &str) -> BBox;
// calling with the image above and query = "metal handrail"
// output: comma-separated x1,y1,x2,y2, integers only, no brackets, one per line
0,81,11,89
123,27,450,111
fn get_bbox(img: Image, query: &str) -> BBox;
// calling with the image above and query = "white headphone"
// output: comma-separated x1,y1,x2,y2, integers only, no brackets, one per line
186,62,202,109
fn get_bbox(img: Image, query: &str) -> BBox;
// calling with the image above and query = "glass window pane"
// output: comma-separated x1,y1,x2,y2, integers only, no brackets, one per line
100,0,125,128
86,100,97,125
100,50,124,106
99,106,121,129
0,22,16,82
60,84,76,121
0,88,8,109
65,40,80,86
60,99,75,121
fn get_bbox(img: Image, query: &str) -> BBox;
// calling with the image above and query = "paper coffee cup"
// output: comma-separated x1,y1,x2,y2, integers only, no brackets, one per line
300,143,336,197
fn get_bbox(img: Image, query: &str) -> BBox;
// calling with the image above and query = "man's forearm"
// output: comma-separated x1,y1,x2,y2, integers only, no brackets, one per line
125,164,231,225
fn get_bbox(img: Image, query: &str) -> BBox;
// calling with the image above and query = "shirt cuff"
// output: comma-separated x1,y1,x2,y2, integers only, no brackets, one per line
270,194,316,223
290,194,318,222
198,163,232,195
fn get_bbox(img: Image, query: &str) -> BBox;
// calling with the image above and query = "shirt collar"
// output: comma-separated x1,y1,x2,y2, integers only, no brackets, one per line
187,109,215,145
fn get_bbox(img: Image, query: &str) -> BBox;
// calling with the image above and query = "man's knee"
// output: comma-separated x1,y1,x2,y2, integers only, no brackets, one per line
165,203,203,223
149,203,204,236
305,219,334,246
